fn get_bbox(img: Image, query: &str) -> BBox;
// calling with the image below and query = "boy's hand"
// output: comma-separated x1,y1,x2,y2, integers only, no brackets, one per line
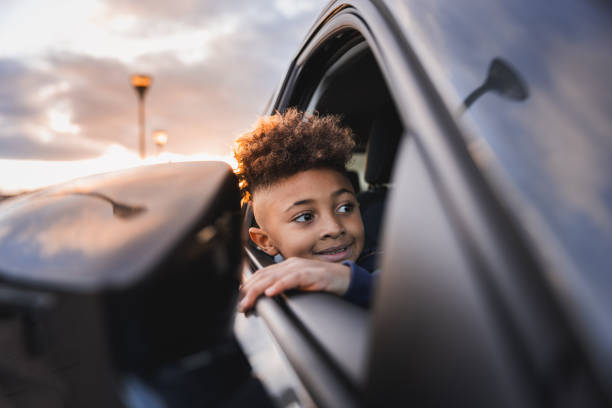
238,257,351,313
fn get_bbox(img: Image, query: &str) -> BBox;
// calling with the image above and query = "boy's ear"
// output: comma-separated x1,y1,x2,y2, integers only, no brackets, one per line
249,227,280,256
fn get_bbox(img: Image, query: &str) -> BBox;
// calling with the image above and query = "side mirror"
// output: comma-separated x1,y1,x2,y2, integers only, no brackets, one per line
0,161,246,406
461,57,529,112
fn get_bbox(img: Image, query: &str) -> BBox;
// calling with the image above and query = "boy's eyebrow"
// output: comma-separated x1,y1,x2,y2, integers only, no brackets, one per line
332,188,355,198
284,199,314,212
284,188,355,212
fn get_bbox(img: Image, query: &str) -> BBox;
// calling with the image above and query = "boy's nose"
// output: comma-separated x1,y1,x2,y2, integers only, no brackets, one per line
320,215,345,239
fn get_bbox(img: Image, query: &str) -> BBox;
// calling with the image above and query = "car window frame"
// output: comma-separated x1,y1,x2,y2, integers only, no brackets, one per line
238,8,402,407
239,0,606,405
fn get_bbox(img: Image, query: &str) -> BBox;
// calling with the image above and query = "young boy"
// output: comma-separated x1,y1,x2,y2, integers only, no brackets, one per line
233,108,376,312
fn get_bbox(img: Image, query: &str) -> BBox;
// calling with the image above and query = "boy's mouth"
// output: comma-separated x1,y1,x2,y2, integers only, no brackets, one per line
314,242,353,262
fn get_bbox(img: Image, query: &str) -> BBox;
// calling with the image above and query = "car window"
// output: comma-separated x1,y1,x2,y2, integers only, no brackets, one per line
284,31,404,259
238,26,407,405
238,2,612,405
247,34,404,274
398,0,612,326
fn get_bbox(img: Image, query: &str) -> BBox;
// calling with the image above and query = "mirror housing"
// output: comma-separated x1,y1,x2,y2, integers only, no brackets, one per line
0,161,244,406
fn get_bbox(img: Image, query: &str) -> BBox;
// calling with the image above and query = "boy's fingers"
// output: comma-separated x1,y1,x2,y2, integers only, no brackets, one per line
241,269,284,295
237,293,252,312
238,284,270,312
241,263,285,289
265,269,324,296
265,278,298,296
242,261,307,294
265,273,301,295
239,259,332,309
238,267,289,312
238,276,287,312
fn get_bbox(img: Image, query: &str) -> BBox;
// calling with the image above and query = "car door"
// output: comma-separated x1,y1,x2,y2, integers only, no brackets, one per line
235,1,612,407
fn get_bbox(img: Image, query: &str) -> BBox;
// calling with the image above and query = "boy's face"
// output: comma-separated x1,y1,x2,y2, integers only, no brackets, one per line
250,168,364,263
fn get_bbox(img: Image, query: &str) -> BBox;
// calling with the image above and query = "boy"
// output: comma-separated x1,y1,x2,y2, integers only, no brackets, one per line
233,108,376,312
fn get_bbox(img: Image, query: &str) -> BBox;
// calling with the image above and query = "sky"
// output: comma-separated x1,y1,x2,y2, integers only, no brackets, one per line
0,0,328,193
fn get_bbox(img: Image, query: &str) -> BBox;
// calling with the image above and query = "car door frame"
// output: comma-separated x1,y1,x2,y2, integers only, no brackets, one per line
239,4,404,407
238,1,598,407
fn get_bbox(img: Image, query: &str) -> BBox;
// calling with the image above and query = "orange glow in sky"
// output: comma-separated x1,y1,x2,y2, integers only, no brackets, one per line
0,0,324,194
0,145,236,195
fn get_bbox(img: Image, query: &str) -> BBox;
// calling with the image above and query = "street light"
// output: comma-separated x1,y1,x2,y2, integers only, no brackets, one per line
131,74,152,159
152,129,168,156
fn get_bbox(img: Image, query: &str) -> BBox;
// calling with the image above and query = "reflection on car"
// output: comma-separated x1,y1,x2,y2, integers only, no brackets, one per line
0,0,611,407
235,0,612,407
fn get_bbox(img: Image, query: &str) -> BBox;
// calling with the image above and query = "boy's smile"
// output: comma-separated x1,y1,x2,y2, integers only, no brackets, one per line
249,168,365,264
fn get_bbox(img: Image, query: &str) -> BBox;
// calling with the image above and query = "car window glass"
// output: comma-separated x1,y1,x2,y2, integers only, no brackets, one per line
398,0,612,318
284,30,405,300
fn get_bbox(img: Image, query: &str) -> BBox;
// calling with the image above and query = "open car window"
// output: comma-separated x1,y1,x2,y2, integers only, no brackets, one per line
236,2,612,407
248,30,405,270
238,20,407,407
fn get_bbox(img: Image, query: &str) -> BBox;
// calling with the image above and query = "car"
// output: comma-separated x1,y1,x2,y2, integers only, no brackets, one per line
0,162,277,407
1,1,611,407
234,0,612,407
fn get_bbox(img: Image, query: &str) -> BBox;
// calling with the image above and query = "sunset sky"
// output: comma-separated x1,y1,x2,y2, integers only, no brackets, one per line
0,0,327,193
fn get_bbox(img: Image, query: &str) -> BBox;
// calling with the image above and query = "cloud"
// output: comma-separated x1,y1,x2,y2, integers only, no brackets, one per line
0,0,327,162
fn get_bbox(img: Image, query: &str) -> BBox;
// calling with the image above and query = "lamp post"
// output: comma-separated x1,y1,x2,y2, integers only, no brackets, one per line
152,129,168,156
131,74,152,159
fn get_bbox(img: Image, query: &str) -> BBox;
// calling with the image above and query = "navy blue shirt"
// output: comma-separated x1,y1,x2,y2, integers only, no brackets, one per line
342,247,379,308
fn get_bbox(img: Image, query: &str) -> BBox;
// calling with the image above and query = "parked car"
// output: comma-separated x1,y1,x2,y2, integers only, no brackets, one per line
0,162,273,407
1,0,611,407
235,0,612,407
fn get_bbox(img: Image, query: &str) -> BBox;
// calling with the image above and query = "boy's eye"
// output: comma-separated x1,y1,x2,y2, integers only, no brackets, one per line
293,213,313,223
337,202,355,214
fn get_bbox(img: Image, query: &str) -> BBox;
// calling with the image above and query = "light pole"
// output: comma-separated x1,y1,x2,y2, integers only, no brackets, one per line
152,129,168,156
131,74,152,159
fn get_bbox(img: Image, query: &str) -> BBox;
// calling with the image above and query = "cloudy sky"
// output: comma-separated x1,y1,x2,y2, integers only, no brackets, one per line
0,0,327,193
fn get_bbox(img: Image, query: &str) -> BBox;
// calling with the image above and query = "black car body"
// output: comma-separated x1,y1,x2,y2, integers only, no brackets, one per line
0,0,611,407
0,162,274,407
235,0,612,407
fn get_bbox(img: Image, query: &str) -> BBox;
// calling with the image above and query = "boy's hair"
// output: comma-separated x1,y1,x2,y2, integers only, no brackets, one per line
233,108,355,201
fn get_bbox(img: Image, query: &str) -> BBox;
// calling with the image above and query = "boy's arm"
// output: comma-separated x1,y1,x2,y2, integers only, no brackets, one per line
341,261,376,308
238,257,351,313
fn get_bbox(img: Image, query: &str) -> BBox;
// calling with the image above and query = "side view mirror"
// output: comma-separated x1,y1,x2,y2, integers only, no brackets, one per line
0,161,249,407
461,57,529,112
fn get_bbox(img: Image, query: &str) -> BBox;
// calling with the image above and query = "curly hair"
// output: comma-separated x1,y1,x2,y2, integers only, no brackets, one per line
233,108,355,201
